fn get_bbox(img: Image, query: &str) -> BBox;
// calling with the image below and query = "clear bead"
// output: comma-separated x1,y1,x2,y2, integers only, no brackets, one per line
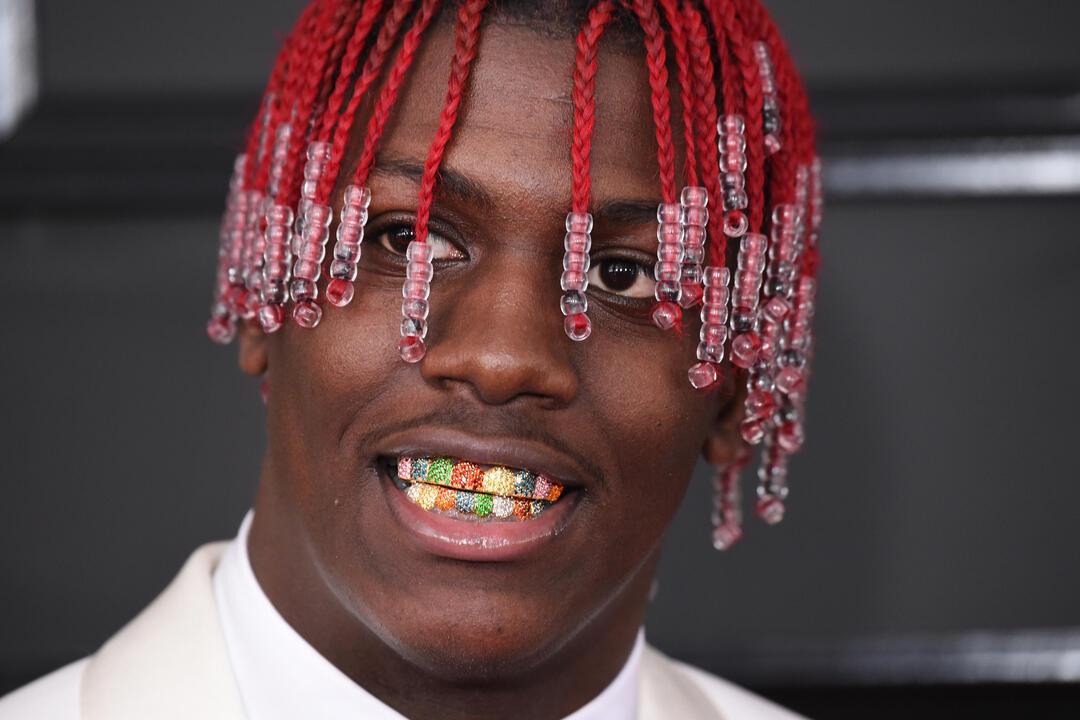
307,141,331,163
341,205,368,226
401,317,428,339
772,204,799,226
300,179,318,201
334,242,360,263
399,335,426,363
681,264,703,284
344,184,372,208
654,280,681,302
326,278,354,308
700,323,729,345
684,225,707,248
681,186,708,207
651,301,681,330
292,300,322,329
654,262,680,282
293,259,320,281
290,278,317,301
562,252,590,272
657,203,684,224
299,243,326,263
688,362,718,389
696,341,724,363
265,205,294,226
564,313,592,341
704,266,730,288
257,303,285,333
564,231,592,254
308,204,332,228
560,290,588,316
683,246,705,264
403,279,430,300
719,114,745,135
565,212,594,234
723,211,749,238
330,259,357,281
407,261,434,282
560,270,587,292
402,297,430,320
685,205,709,226
657,222,684,246
406,241,434,263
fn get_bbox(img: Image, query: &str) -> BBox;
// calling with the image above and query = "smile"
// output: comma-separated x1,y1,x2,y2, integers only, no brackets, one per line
395,456,566,522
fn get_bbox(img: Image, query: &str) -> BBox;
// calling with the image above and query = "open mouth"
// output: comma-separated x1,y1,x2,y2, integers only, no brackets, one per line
390,456,567,522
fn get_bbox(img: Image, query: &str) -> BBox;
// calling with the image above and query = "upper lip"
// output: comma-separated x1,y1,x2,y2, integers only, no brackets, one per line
377,426,594,491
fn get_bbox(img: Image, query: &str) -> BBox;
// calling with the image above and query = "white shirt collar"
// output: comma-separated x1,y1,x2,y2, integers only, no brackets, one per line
213,511,644,720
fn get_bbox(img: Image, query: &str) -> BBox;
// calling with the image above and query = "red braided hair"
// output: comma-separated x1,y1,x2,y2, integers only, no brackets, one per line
352,0,442,189
623,0,678,204
657,0,697,187
312,0,385,147
682,1,725,267
413,0,489,245
571,0,618,214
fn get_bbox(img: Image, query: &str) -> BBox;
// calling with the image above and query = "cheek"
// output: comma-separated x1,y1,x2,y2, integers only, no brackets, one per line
582,330,711,530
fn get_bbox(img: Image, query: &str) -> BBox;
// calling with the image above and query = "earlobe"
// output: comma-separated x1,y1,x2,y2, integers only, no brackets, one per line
237,319,269,377
701,369,748,468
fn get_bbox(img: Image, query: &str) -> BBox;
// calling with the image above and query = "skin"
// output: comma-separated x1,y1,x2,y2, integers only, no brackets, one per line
239,18,745,720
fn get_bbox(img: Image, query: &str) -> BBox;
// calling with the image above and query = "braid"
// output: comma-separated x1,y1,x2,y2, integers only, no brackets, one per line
707,0,765,232
312,0,383,146
311,1,360,143
657,0,697,187
682,1,725,267
414,0,490,245
624,0,677,204
571,0,617,213
320,0,417,203
352,0,442,189
277,0,346,206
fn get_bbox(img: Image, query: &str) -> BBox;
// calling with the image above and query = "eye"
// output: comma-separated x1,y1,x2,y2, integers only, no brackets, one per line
588,258,656,298
371,223,465,261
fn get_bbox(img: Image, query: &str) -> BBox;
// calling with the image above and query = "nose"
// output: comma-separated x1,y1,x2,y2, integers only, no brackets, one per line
419,249,579,408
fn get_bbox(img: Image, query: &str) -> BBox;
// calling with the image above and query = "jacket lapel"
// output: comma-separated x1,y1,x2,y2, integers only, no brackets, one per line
638,644,725,720
81,542,247,720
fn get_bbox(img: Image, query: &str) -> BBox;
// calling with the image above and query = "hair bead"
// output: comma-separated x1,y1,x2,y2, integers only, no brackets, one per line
561,212,594,341
752,41,782,156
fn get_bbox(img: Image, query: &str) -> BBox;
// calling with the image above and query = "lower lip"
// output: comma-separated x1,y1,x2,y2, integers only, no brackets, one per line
382,470,580,562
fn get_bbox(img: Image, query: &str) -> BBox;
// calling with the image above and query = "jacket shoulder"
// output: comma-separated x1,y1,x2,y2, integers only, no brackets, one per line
0,658,88,720
642,644,807,720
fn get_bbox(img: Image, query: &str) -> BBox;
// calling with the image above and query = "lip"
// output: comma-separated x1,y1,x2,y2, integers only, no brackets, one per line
376,427,593,562
378,427,595,492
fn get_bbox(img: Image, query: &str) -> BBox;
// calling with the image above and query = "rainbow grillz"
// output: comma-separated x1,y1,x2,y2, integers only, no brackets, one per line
398,456,565,520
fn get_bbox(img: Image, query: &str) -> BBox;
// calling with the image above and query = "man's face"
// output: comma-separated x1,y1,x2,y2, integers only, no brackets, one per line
244,21,740,678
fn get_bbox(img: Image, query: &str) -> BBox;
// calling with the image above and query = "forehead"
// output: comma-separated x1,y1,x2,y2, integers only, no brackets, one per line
367,20,665,211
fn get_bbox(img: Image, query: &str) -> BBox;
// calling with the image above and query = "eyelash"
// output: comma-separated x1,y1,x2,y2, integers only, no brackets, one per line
365,218,656,301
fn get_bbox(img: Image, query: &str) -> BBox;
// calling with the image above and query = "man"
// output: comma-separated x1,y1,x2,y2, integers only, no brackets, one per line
0,0,818,717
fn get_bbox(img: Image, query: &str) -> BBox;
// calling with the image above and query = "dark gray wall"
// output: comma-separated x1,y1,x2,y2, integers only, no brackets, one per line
3,0,1080,708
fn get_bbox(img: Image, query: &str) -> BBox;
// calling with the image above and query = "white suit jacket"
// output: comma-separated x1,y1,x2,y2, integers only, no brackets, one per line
0,544,805,720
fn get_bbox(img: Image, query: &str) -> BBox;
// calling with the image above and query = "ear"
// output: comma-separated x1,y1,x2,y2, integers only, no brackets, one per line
238,318,269,377
701,368,748,469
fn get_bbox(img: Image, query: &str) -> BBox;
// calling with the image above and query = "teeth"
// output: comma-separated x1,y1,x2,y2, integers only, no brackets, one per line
397,456,565,503
404,481,549,521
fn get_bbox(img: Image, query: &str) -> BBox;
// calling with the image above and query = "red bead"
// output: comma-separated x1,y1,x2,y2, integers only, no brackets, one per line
205,316,235,344
755,495,786,525
745,389,775,419
399,335,426,363
325,278,354,307
740,417,768,445
257,303,285,333
225,285,247,314
564,313,592,342
712,522,743,550
292,300,322,329
777,421,805,453
775,366,805,395
651,301,681,330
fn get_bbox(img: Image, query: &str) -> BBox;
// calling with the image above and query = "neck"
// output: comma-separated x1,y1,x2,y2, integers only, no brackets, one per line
248,473,656,720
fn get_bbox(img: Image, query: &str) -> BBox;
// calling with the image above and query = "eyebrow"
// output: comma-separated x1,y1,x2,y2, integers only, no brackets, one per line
371,158,495,211
371,157,658,227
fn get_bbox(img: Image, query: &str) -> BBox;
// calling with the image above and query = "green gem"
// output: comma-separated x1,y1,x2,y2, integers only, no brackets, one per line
428,458,453,485
474,494,493,517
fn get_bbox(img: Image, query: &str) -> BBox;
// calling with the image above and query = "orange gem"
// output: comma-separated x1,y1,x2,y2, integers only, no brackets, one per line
546,484,563,502
450,461,484,491
513,499,530,519
435,486,455,510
